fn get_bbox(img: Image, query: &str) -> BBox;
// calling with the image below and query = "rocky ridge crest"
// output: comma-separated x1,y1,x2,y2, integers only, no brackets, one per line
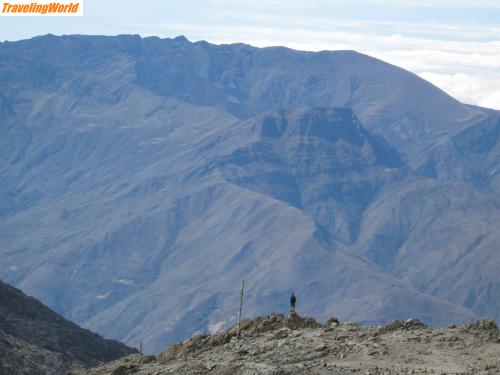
76,314,500,375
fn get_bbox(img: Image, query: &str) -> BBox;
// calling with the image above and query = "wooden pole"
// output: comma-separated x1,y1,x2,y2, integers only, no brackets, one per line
139,326,143,354
237,279,245,340
139,326,144,355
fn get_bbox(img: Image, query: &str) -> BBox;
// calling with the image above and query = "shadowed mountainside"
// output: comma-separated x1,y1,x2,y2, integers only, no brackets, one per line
0,280,137,375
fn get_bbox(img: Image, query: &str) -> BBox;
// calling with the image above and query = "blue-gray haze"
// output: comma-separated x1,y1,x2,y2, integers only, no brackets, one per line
0,34,499,353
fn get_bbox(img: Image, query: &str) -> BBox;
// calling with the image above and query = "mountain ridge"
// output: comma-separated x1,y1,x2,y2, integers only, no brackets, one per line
0,34,498,353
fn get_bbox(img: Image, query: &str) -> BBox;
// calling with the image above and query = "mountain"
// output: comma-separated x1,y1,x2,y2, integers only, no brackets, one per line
413,109,500,192
0,34,485,157
76,314,500,374
0,34,499,353
0,280,137,375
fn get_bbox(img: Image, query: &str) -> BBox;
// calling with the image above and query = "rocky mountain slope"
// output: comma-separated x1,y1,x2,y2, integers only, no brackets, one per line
413,109,500,192
0,280,137,375
0,34,499,353
76,314,500,374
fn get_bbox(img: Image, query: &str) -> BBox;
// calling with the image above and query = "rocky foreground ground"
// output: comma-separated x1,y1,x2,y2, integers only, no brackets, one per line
74,314,500,375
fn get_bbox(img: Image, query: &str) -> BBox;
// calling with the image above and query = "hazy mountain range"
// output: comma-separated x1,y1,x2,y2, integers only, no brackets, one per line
0,34,498,353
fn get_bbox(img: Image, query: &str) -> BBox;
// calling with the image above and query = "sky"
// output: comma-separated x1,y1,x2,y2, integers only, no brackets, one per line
1,0,499,109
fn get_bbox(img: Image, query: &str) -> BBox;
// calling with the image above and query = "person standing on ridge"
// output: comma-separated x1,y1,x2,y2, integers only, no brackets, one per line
290,293,296,315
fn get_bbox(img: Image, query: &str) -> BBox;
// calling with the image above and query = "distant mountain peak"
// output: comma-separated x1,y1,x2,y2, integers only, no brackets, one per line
172,35,189,43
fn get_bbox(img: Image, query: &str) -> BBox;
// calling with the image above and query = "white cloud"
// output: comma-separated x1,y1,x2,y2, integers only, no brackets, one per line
359,0,500,7
208,320,226,334
367,49,500,74
115,278,135,285
96,291,112,299
418,72,483,104
418,72,500,110
479,91,500,110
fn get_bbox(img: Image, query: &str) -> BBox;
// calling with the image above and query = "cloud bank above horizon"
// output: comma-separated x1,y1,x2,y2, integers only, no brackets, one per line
1,0,499,109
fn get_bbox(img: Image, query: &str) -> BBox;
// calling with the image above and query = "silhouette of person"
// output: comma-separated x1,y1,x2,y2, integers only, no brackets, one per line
290,293,296,314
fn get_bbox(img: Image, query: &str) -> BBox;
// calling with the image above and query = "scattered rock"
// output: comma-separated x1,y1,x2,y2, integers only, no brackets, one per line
111,364,137,375
138,355,156,364
159,343,184,362
314,344,327,352
325,316,340,326
465,318,498,333
224,319,253,336
379,319,427,334
207,333,232,347
274,328,291,339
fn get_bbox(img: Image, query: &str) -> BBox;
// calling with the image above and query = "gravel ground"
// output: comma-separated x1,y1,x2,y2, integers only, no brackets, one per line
73,315,500,375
